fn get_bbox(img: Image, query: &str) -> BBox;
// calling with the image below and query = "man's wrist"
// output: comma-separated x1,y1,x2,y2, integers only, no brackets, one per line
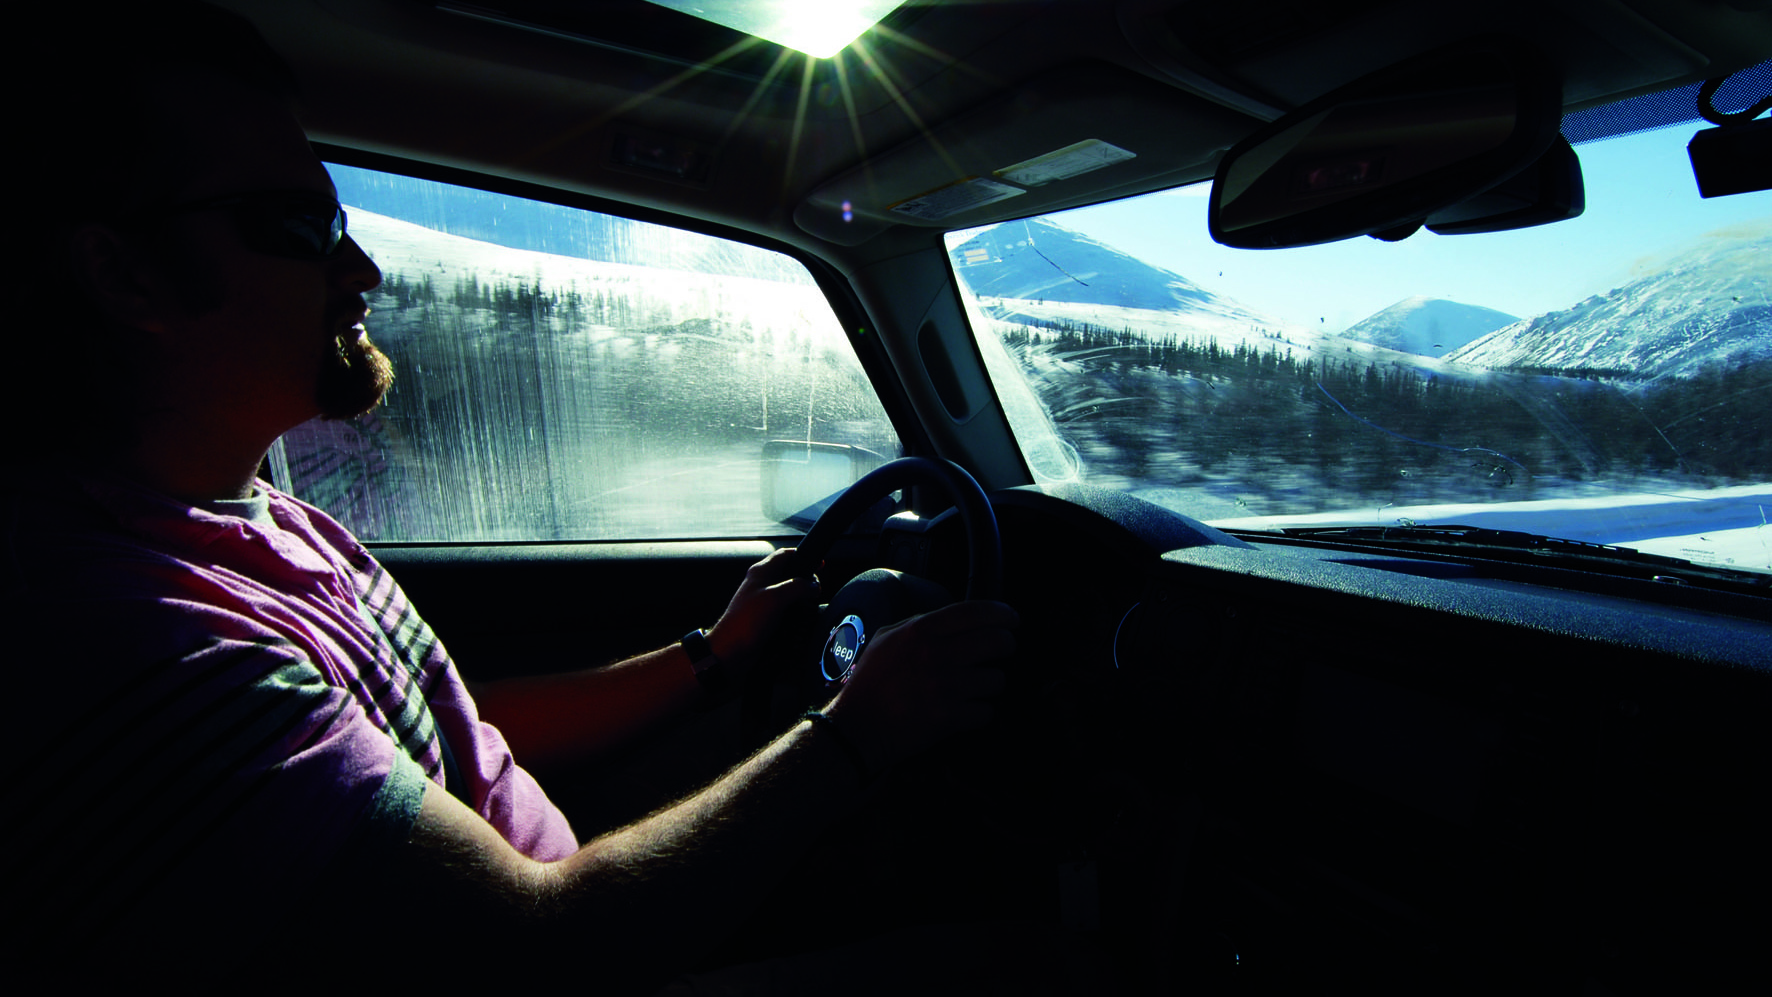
701,622,740,668
680,628,732,704
702,622,761,681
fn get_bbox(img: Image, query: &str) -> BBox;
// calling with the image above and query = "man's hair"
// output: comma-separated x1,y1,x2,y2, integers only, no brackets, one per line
14,2,301,470
34,2,300,224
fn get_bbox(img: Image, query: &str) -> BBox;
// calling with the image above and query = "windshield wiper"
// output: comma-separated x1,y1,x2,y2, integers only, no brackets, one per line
1260,524,1770,594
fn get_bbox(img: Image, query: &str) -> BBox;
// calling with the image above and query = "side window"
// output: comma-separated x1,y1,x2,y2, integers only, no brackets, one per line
269,165,900,542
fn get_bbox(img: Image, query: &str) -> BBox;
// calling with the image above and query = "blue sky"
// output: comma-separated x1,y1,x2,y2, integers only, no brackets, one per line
1050,123,1771,333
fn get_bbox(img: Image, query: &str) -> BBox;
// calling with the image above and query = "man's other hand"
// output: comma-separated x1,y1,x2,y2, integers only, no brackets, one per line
822,599,1018,774
706,548,819,668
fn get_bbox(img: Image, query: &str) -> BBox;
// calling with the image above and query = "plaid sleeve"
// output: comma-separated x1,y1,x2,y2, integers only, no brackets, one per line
11,597,425,965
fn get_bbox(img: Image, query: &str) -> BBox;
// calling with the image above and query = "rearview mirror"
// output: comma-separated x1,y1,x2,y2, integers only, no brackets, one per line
1209,37,1564,249
1422,134,1583,235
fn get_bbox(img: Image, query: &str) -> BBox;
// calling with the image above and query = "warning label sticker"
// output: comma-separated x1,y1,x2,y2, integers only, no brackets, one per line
889,177,1026,221
996,139,1136,187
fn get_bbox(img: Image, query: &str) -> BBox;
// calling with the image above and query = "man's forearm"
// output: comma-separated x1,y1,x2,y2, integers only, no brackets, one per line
468,548,812,770
468,642,705,768
401,714,868,989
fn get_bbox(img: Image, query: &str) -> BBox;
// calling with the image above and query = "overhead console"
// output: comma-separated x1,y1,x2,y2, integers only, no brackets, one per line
795,61,1255,245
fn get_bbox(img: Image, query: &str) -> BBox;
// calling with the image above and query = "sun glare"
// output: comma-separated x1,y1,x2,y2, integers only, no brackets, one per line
648,1,908,59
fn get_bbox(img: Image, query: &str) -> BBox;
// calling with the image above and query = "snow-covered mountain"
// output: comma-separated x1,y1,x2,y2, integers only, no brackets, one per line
1447,225,1771,377
338,166,808,283
949,216,1315,353
950,217,1235,314
956,215,1771,385
1341,296,1518,358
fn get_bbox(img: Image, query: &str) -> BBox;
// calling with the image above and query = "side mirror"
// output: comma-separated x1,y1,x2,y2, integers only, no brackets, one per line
1209,37,1565,249
761,440,890,527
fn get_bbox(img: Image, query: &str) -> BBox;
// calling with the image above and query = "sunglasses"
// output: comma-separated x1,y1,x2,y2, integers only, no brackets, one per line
157,190,349,261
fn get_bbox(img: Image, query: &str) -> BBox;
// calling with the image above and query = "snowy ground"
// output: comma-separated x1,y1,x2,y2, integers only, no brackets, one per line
1196,483,1772,574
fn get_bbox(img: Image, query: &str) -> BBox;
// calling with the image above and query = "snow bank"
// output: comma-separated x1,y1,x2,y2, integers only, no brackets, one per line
1203,483,1772,573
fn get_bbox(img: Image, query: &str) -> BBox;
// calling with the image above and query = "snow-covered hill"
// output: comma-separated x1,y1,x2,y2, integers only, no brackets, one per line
954,215,1771,385
1342,296,1518,358
350,208,842,348
952,219,1523,375
1446,224,1771,377
338,167,807,282
951,217,1243,315
950,216,1342,357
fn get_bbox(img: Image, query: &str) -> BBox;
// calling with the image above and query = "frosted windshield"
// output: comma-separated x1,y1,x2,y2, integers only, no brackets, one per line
951,123,1771,575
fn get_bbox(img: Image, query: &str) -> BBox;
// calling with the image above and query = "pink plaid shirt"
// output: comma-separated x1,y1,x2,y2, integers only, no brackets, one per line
12,473,576,958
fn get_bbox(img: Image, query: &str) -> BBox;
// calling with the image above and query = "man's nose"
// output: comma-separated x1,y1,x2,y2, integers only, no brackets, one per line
333,233,382,291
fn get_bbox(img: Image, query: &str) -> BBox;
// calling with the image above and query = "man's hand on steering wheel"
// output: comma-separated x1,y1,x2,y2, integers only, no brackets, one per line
821,599,1018,777
705,548,821,673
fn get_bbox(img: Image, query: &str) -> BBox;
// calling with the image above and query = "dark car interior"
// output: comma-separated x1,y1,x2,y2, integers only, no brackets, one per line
213,2,1769,992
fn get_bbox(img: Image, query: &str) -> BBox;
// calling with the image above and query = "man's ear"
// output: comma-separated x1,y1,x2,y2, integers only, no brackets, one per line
67,223,175,334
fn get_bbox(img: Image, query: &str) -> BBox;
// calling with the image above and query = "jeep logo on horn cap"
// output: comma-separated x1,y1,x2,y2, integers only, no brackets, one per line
821,614,866,685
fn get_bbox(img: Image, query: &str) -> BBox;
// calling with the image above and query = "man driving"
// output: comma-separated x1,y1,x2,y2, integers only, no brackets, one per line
7,4,1083,991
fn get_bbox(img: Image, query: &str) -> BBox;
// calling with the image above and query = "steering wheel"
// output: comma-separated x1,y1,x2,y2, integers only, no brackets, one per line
795,456,1001,601
740,456,1002,744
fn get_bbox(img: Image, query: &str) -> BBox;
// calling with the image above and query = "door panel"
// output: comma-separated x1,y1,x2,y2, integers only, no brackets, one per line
373,539,780,682
374,537,827,838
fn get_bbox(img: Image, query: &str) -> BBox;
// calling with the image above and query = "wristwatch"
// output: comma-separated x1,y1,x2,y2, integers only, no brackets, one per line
681,628,729,700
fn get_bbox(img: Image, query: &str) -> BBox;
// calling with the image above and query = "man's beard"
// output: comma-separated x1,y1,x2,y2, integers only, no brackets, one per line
315,329,394,419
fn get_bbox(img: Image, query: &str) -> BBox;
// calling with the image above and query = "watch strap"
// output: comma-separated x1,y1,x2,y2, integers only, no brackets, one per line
682,628,729,701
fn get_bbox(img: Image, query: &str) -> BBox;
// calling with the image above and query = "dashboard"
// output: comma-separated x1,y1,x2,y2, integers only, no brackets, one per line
982,485,1770,993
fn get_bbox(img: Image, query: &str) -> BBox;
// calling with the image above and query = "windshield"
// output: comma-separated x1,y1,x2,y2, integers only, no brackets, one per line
950,121,1771,575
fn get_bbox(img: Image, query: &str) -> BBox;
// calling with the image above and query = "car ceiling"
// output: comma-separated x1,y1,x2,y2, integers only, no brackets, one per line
218,0,1771,273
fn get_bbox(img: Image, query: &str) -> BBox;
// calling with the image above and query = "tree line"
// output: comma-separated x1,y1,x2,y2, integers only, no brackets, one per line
1004,316,1772,514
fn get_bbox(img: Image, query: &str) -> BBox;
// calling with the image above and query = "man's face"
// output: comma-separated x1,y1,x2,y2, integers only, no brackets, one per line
139,73,390,434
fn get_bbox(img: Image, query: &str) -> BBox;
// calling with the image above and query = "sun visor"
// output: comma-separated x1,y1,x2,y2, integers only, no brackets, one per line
795,62,1255,246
